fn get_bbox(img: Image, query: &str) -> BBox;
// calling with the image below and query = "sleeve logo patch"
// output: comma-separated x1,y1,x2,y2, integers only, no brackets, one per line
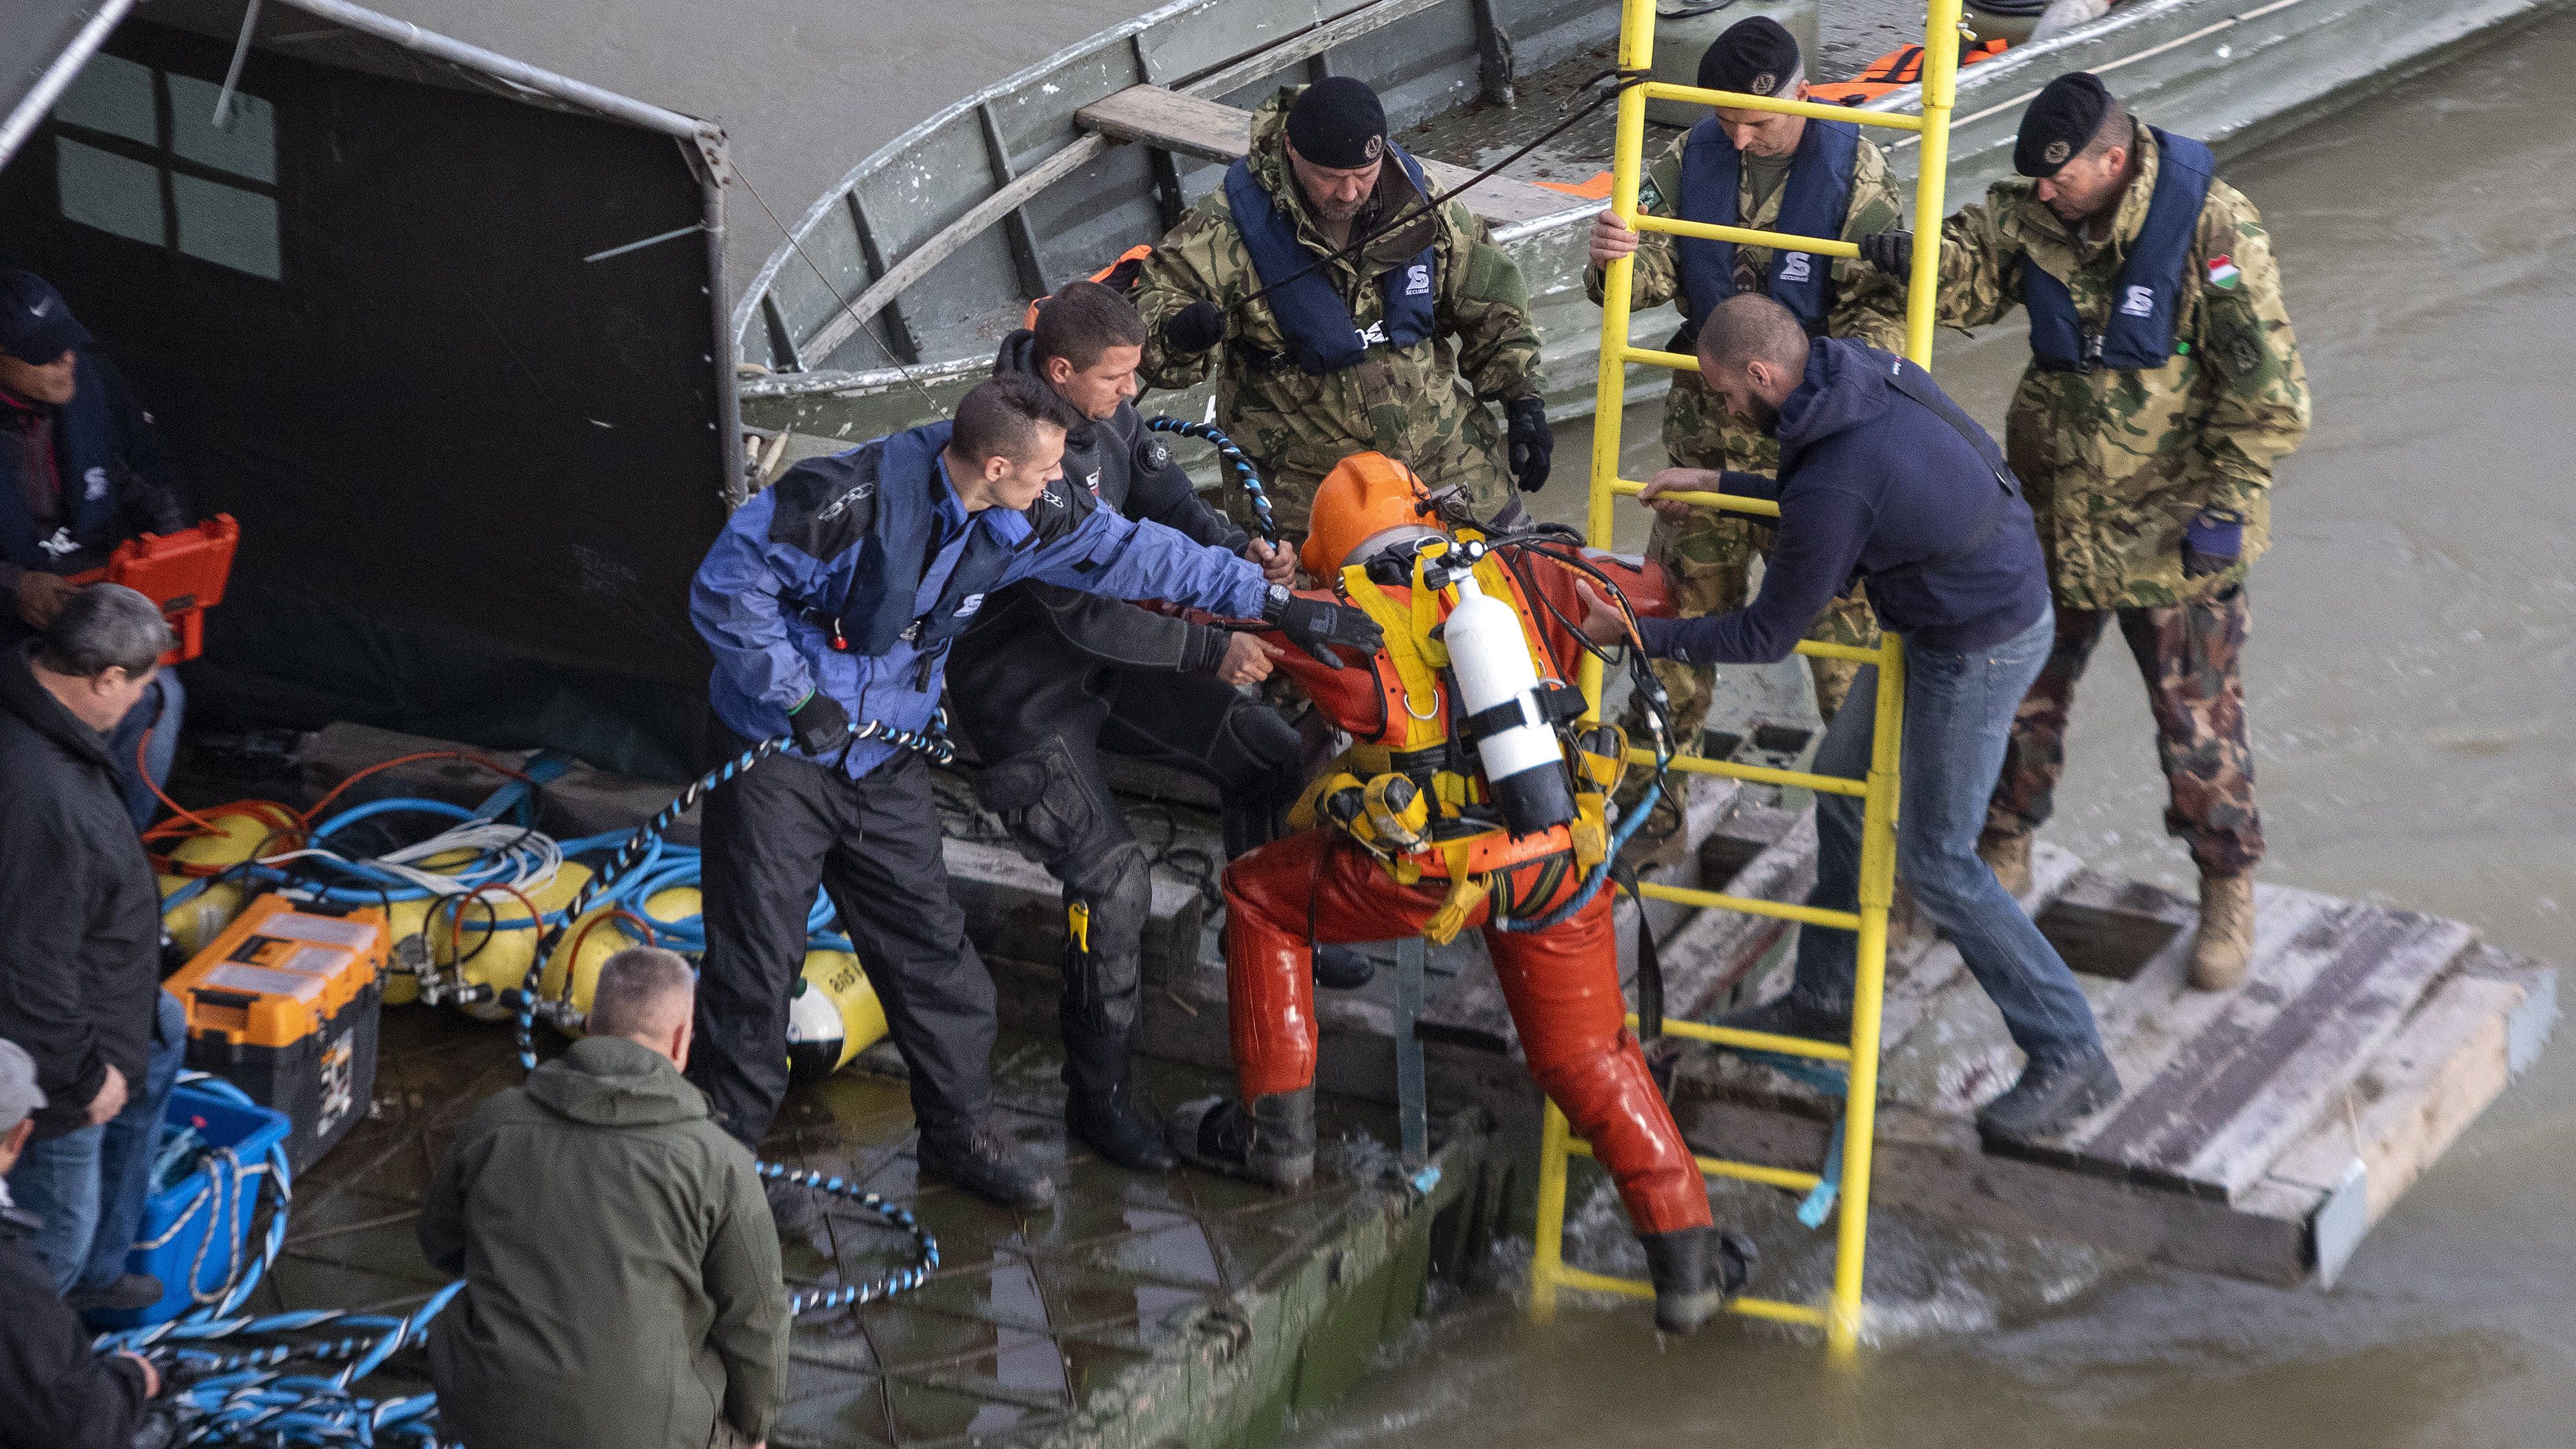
2206,255,2241,289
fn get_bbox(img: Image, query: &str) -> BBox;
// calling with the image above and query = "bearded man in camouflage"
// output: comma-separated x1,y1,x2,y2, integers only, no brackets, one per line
1134,77,1552,537
1860,73,2310,989
1585,18,1908,859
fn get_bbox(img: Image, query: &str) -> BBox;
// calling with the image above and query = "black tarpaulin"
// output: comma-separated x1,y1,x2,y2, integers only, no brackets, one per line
0,2,734,779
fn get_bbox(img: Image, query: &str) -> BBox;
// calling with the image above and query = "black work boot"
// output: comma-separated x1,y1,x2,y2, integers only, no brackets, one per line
919,1124,1057,1213
1710,991,1853,1047
1314,944,1377,990
1976,1048,2120,1145
1638,1226,1759,1334
1166,1089,1316,1191
1068,1081,1178,1173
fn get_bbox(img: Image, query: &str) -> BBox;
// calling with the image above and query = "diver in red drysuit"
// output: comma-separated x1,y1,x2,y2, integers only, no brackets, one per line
1166,452,1756,1332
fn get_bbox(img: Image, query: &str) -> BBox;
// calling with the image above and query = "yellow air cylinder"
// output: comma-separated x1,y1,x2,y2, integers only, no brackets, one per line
157,810,279,956
436,863,595,1020
537,906,661,1029
786,949,888,1082
382,845,493,1006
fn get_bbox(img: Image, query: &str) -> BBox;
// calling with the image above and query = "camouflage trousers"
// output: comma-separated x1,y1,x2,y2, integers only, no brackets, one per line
1984,585,2264,876
1621,506,1880,756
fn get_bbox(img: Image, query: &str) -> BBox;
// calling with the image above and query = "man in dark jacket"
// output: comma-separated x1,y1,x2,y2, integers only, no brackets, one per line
421,947,788,1449
688,375,1377,1216
0,585,186,1306
949,282,1333,1171
1580,295,2117,1142
0,1038,172,1449
0,272,193,827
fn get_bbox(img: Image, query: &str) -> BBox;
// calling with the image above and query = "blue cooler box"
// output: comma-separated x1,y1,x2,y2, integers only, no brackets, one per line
90,1081,294,1330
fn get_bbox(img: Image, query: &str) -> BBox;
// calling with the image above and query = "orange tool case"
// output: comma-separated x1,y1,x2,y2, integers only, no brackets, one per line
164,895,386,1171
66,513,239,665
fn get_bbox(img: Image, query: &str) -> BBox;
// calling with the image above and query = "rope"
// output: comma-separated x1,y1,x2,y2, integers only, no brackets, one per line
1143,416,1280,544
515,714,954,1065
97,1070,944,1446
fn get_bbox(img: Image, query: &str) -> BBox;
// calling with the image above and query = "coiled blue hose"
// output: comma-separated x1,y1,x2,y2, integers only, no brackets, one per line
1144,416,1280,544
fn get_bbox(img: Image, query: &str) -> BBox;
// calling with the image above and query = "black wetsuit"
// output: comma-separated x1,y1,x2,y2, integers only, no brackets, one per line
944,332,1302,1105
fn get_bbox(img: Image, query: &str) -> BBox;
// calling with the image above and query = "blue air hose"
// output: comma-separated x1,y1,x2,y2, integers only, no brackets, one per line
1144,416,1280,544
514,715,953,1070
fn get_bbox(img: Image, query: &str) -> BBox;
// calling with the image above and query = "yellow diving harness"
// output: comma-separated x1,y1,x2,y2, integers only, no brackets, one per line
1287,534,1633,944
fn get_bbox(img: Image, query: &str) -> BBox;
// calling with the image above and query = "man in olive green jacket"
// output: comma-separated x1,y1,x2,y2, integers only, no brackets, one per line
421,948,788,1449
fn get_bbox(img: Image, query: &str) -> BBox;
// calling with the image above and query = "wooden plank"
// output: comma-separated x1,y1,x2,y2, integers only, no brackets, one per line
2060,894,2472,1198
1654,805,1814,1024
2262,974,2525,1241
1670,1096,2318,1286
2075,885,2334,1132
2177,911,2478,1199
1075,85,1583,228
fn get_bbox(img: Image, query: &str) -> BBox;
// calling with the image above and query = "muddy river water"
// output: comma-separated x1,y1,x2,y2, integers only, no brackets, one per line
1291,14,2576,1447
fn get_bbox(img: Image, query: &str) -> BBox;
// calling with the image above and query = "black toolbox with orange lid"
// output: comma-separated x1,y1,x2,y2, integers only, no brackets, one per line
164,895,388,1172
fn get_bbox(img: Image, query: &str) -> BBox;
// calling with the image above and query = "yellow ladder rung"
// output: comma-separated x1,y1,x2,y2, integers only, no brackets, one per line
1565,1136,1828,1191
1547,1265,1834,1328
1605,477,1779,517
1637,881,1862,932
1647,1015,1854,1063
1623,748,1868,797
1633,215,1861,258
1616,342,1700,371
1640,81,1928,132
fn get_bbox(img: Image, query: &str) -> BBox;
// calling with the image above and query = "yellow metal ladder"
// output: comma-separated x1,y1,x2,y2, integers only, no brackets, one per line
1532,0,1971,1358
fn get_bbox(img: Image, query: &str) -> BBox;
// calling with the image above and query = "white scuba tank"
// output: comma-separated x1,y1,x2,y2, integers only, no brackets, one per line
1444,573,1577,836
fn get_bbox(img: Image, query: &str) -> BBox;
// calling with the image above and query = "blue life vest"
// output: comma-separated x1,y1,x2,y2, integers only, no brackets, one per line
797,422,1040,658
1675,116,1861,339
1221,146,1440,374
2019,128,2215,373
0,353,121,572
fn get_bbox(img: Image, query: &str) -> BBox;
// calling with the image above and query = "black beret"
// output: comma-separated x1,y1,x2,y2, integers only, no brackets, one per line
1698,17,1803,98
1286,77,1389,169
2015,71,2114,177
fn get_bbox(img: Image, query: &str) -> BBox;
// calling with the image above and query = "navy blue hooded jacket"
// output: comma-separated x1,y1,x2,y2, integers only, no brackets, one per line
690,421,1268,777
1638,338,2048,664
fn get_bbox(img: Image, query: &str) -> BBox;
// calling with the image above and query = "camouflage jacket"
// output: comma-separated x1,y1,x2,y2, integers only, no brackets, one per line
1934,124,2310,609
1136,89,1543,526
1586,127,1908,471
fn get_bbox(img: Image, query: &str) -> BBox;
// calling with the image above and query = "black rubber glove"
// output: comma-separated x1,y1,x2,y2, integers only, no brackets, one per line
2182,512,2244,579
788,692,852,756
1506,394,1554,493
1162,299,1226,355
1857,229,1914,274
1262,583,1383,668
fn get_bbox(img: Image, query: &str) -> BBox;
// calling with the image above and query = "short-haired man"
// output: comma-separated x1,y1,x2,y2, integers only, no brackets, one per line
0,585,187,1310
950,283,1342,1171
0,272,193,829
1581,296,2118,1141
1585,21,1907,856
1859,74,2310,989
690,375,1379,1214
421,948,787,1449
1134,76,1552,537
1,1037,174,1449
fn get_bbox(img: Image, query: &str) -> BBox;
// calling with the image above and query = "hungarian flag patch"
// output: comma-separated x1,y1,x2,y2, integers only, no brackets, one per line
2206,255,2242,289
